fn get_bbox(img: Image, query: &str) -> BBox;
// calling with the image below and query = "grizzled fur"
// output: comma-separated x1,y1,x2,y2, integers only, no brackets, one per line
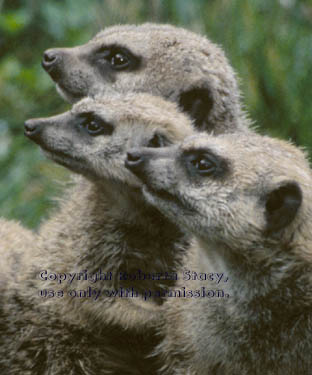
0,219,35,291
0,94,195,374
126,133,312,375
42,23,252,134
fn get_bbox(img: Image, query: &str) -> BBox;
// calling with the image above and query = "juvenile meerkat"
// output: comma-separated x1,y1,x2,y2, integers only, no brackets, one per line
0,94,194,374
126,133,312,374
42,23,251,134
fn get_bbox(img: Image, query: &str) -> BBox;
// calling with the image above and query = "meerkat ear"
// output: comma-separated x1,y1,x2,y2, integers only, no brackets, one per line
264,181,302,235
179,87,213,131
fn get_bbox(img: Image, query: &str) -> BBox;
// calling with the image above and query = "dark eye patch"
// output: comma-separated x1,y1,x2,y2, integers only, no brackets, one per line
95,45,141,71
183,149,229,178
191,156,216,175
147,133,170,148
78,112,114,136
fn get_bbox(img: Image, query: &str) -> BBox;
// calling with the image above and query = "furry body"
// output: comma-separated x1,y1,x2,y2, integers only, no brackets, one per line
0,22,256,373
126,133,312,374
1,95,194,374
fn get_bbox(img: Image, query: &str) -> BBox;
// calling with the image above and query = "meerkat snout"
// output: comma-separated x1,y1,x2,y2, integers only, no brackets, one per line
125,150,144,172
24,113,70,151
24,118,44,140
42,48,64,79
125,146,176,183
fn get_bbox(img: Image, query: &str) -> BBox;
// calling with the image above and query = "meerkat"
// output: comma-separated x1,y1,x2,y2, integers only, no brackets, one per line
39,21,252,332
0,93,195,374
38,22,253,308
125,133,312,374
42,23,252,135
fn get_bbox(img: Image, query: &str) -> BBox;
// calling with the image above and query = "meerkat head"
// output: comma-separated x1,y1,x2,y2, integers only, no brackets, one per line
24,93,194,188
126,133,311,252
42,23,246,134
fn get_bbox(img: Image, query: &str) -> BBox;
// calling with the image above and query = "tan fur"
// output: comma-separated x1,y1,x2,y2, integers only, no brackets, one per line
0,219,35,289
32,95,194,332
39,22,255,329
2,22,255,373
39,21,255,348
43,23,252,134
23,94,195,325
126,133,312,374
0,94,195,374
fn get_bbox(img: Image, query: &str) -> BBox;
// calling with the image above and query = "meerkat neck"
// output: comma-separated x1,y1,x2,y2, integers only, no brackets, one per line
39,177,186,294
92,178,176,228
196,238,312,309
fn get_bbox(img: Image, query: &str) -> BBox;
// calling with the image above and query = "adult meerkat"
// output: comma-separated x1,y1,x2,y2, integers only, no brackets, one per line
125,133,312,374
0,94,194,374
42,23,251,134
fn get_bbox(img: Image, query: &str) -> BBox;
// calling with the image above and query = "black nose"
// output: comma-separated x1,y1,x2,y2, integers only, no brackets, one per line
42,49,61,74
24,119,41,139
125,151,145,174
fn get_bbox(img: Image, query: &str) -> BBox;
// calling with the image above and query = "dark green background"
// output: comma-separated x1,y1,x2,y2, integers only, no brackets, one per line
1,0,311,228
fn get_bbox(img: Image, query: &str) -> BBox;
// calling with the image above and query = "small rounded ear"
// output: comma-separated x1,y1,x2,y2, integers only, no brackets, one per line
265,181,302,235
178,88,213,131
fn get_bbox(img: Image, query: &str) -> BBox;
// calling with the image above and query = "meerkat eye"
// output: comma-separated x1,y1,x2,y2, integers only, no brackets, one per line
110,52,130,69
184,150,228,178
147,133,168,148
187,154,217,176
96,46,140,71
194,158,215,173
80,113,114,136
85,120,103,135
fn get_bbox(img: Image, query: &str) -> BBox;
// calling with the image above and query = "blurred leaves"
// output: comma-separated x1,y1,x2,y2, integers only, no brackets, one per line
0,8,30,34
0,0,311,228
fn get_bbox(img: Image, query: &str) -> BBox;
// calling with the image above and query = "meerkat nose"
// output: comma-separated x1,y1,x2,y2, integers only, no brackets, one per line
42,49,62,76
125,150,146,174
24,119,42,138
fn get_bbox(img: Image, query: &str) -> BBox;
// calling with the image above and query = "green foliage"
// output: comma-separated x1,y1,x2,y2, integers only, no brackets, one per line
0,0,311,228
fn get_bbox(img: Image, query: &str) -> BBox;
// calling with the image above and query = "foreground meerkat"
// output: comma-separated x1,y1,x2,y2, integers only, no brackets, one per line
0,94,194,374
42,23,251,134
125,133,312,374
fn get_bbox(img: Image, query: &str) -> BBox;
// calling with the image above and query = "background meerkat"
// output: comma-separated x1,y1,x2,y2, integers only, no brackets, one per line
125,133,312,374
42,23,251,135
0,93,194,374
